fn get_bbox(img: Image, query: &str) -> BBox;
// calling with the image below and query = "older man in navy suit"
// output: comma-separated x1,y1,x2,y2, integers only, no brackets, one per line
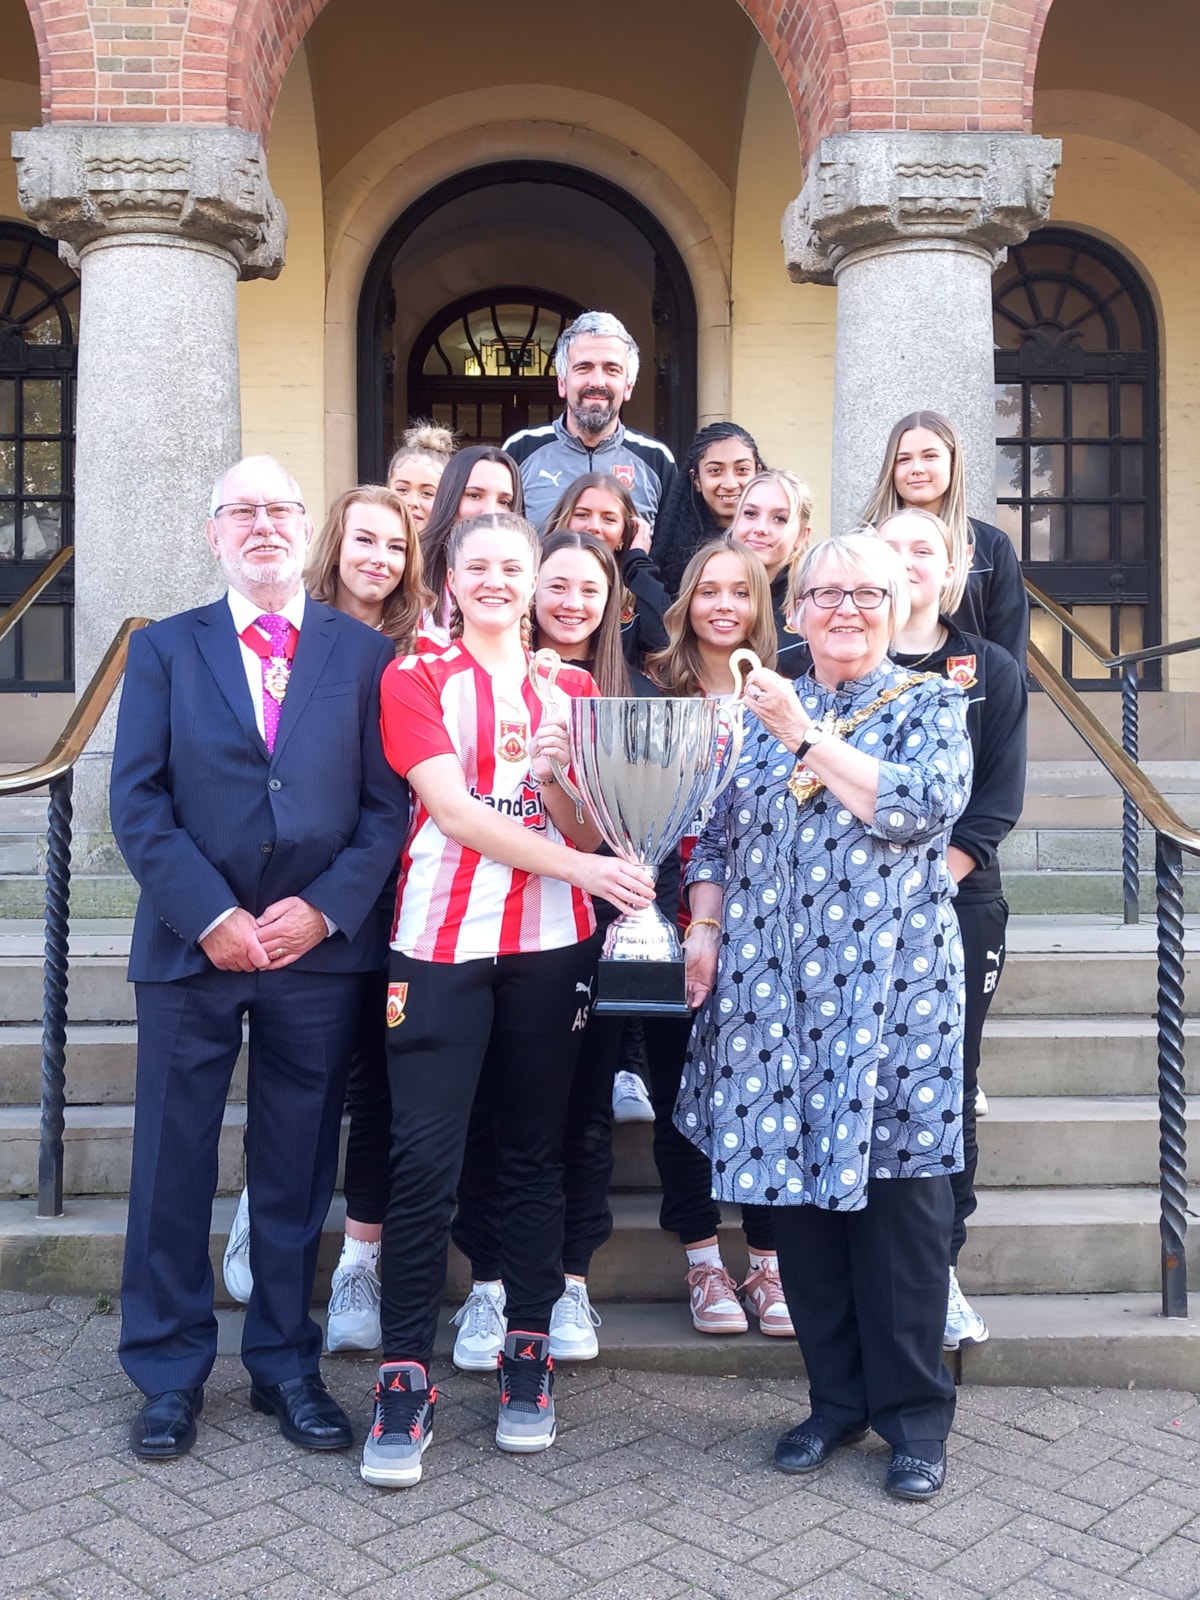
110,455,407,1459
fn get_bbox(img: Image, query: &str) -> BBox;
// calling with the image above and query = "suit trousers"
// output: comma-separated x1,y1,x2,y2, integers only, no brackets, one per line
772,1176,957,1446
119,965,360,1395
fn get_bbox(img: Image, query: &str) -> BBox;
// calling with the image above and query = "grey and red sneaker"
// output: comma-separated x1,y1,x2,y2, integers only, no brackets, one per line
495,1331,556,1453
360,1361,435,1488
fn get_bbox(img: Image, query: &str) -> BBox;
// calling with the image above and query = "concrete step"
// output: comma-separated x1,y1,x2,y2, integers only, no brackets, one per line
3,1017,1198,1105
981,1017,1200,1096
0,1095,1183,1200
1005,870,1200,916
208,1294,1200,1389
0,1187,1169,1301
0,875,139,919
1018,760,1200,831
1002,827,1200,873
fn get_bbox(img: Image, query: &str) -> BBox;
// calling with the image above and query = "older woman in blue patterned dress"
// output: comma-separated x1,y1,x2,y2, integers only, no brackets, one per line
679,532,972,1503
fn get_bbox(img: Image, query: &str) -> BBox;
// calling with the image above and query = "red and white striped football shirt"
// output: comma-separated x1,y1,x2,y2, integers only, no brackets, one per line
380,643,598,962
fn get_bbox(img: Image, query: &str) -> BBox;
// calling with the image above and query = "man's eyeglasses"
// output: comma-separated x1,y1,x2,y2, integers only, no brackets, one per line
214,501,305,525
802,585,889,611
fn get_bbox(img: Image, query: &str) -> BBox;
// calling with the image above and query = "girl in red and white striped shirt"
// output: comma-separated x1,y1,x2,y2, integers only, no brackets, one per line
364,512,653,1488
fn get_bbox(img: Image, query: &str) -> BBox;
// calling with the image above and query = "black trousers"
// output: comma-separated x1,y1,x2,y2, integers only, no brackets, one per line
380,938,598,1365
950,895,1008,1263
342,968,391,1227
120,966,359,1395
772,1176,957,1446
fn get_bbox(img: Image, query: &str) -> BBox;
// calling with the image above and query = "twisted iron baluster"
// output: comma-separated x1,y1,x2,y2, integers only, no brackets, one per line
1122,663,1140,925
1154,833,1189,1316
37,769,72,1220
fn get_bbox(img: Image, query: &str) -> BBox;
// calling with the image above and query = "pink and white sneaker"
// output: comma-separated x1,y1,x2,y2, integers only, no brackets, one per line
687,1262,749,1334
741,1259,795,1337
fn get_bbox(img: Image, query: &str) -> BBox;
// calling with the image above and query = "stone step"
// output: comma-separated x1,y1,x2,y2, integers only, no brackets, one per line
980,1017,1200,1096
1005,870,1200,916
208,1294,1200,1390
0,875,140,919
0,1096,1184,1201
0,1187,1168,1301
1001,827,1200,874
4,1017,1199,1104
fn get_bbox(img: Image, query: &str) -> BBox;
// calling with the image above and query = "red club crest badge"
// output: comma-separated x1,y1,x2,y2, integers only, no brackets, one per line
497,719,528,762
946,655,978,690
386,982,408,1027
612,463,635,489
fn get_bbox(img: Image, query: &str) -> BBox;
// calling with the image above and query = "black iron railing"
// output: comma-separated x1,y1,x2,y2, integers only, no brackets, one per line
1025,588,1194,1317
0,556,148,1220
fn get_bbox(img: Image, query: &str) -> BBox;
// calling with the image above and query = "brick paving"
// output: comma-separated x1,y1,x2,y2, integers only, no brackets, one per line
1,1292,1198,1600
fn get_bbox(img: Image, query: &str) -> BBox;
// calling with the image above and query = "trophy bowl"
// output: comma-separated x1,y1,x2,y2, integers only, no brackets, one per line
530,650,757,1014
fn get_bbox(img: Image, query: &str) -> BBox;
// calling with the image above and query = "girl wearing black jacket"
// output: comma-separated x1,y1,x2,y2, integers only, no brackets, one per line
862,410,1029,667
543,471,672,668
650,422,765,598
875,507,1028,1353
729,469,813,679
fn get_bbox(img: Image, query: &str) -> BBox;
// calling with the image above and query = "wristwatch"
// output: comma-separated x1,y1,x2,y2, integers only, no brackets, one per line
795,723,828,762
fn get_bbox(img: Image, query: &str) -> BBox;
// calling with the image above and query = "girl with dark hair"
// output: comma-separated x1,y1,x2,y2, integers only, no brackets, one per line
387,420,456,533
861,410,1028,665
650,422,765,597
418,446,524,644
544,471,672,664
363,511,654,1488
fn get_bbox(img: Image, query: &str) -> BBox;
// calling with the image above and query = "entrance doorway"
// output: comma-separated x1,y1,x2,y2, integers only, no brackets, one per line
357,162,697,480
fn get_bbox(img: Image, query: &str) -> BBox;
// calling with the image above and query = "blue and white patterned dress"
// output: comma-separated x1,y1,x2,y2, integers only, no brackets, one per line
675,661,973,1211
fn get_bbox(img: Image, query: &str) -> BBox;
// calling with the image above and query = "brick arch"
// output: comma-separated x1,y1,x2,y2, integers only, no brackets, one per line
27,0,1054,155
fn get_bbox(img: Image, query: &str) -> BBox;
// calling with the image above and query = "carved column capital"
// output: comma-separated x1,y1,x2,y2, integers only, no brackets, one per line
784,132,1061,284
11,125,287,280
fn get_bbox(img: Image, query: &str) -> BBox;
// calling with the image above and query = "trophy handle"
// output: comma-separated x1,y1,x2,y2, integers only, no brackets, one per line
697,698,747,829
728,647,761,699
527,647,588,818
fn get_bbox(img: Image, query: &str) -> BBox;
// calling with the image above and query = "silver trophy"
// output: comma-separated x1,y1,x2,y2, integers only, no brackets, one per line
530,649,758,1013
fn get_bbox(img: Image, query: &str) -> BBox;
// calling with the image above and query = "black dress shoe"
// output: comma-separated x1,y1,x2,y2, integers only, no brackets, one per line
885,1442,947,1501
774,1417,869,1475
130,1387,203,1459
250,1375,352,1451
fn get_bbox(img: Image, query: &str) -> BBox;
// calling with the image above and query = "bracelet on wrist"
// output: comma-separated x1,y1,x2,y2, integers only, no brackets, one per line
683,917,721,940
529,769,557,790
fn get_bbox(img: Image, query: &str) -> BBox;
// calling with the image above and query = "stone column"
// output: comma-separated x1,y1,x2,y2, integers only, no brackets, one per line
784,132,1060,535
11,126,286,851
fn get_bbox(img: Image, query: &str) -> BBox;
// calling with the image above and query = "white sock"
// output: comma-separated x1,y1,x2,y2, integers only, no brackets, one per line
747,1250,777,1273
686,1243,723,1270
339,1236,380,1272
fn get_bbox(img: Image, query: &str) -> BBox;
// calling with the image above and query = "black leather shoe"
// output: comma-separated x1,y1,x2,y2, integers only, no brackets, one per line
130,1388,203,1459
885,1442,947,1500
250,1375,352,1451
774,1417,869,1475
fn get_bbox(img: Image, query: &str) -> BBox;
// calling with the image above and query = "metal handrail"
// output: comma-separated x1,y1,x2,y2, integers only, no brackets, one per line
5,614,150,1219
0,618,151,796
0,544,74,648
1028,635,1190,1320
1025,577,1200,669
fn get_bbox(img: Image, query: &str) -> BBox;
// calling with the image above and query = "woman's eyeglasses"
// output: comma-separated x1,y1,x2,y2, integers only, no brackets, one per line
802,585,888,610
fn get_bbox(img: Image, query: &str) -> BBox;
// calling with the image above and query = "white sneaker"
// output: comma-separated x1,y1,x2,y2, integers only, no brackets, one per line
944,1266,989,1350
450,1281,507,1371
612,1070,654,1123
549,1280,601,1361
326,1259,382,1353
222,1186,253,1305
975,1086,989,1117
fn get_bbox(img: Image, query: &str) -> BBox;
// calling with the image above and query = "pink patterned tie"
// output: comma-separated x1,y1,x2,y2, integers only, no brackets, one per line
255,613,293,753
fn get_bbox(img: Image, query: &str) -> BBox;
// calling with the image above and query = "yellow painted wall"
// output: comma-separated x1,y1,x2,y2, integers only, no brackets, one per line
1047,134,1200,691
729,42,836,534
238,46,328,518
0,80,39,221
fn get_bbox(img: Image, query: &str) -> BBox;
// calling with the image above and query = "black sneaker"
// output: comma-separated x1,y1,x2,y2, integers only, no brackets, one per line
496,1330,556,1453
360,1361,435,1487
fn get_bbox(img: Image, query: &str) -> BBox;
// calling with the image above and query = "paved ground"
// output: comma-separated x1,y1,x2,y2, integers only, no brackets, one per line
1,1293,1199,1600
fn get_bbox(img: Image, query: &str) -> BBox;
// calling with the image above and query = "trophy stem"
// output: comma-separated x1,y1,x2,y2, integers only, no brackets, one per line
597,901,689,1016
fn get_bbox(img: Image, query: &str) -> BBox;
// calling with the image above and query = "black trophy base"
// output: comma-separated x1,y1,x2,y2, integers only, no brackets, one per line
594,957,690,1016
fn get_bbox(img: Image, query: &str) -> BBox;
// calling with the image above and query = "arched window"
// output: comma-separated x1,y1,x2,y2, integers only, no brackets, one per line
0,222,78,691
407,288,583,448
993,228,1159,686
